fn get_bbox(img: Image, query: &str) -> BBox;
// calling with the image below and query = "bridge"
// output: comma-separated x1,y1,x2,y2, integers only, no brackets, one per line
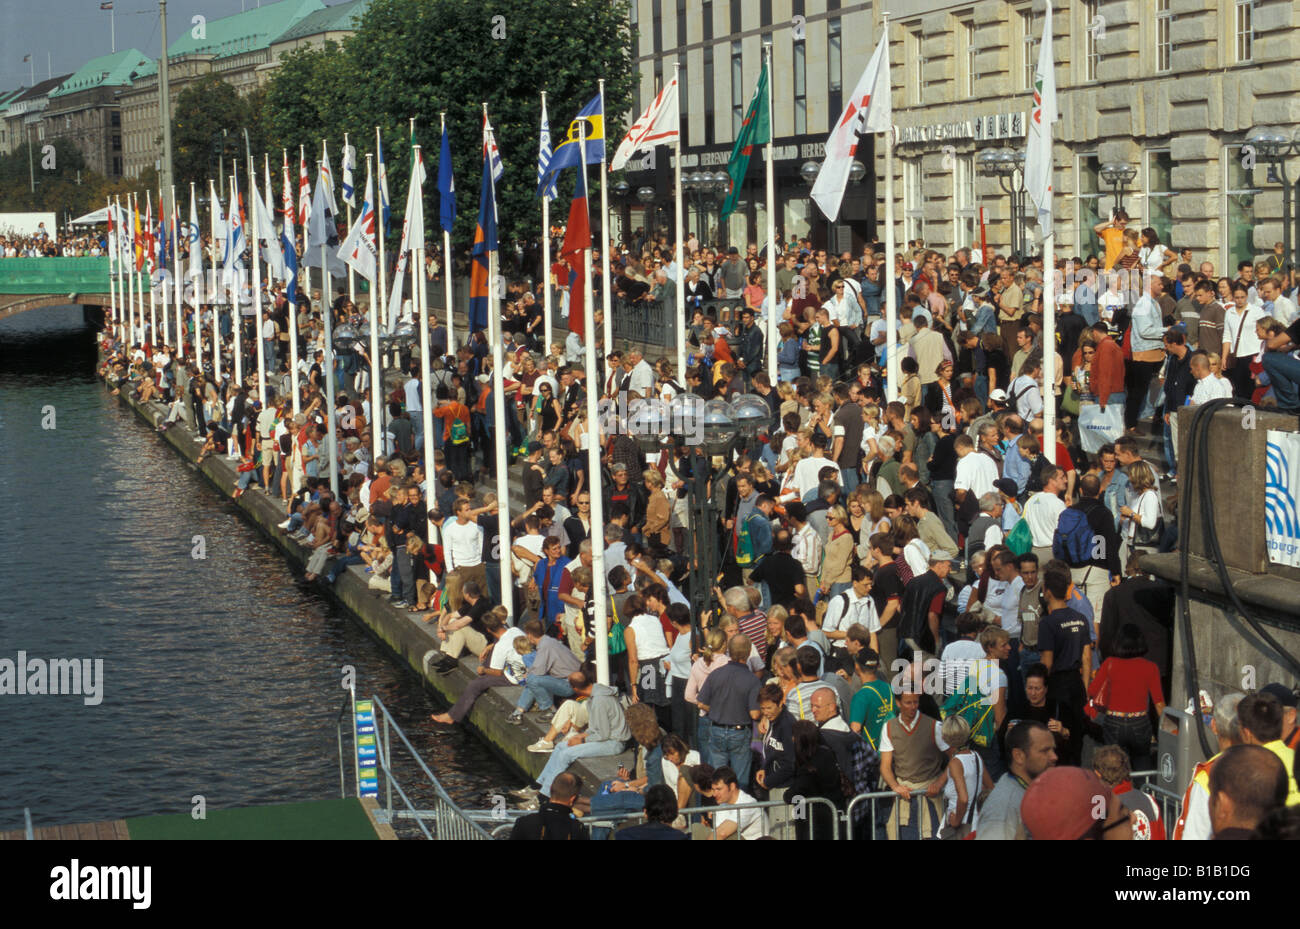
0,258,143,325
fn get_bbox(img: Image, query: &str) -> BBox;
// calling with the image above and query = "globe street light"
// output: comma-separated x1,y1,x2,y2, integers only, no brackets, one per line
978,146,1029,257
1245,126,1300,273
1098,162,1138,215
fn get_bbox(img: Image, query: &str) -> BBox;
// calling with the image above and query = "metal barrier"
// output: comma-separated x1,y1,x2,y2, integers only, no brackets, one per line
610,296,746,349
335,693,493,840
1131,769,1185,827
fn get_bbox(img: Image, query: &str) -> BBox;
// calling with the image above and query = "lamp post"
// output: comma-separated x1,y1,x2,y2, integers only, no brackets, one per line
1099,162,1138,216
977,147,1028,257
683,170,729,248
1245,126,1300,276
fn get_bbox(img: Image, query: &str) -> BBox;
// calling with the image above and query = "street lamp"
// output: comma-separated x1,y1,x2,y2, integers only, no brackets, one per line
683,170,729,247
977,147,1028,257
1098,162,1138,215
729,393,770,440
1245,126,1300,274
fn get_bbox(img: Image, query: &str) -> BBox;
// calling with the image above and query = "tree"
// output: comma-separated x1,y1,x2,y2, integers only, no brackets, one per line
172,74,264,198
261,0,635,249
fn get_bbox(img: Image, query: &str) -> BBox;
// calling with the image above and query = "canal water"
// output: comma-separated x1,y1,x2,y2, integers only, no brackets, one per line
0,307,515,834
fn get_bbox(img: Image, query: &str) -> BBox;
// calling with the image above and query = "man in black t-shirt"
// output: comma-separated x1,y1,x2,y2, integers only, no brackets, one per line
867,532,905,671
749,530,807,608
1038,565,1092,765
1260,316,1300,414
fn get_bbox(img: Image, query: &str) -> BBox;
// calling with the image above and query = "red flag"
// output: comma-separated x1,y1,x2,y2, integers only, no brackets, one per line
559,167,591,339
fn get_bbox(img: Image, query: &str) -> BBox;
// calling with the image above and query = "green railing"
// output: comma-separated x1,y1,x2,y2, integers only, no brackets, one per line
0,257,143,294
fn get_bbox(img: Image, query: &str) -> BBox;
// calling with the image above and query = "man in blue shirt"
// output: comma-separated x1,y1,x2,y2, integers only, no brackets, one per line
1038,564,1093,765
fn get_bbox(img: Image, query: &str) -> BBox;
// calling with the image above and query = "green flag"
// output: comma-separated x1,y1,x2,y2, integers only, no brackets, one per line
720,59,771,223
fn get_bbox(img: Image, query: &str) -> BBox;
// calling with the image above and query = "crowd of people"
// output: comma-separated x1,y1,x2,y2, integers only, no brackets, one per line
95,208,1300,840
1,225,106,257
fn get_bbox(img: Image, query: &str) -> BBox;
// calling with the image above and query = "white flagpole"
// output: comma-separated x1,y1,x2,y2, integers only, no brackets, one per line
764,43,778,381
541,91,553,355
415,150,437,542
319,154,339,498
285,149,300,415
598,78,613,354
160,187,170,348
190,182,203,369
376,126,389,334
106,197,117,343
300,145,311,343
125,195,135,345
114,197,124,344
148,196,157,347
578,119,609,685
263,153,276,292
883,16,899,403
209,180,222,385
136,193,146,346
172,185,183,359
250,155,266,407
365,153,382,466
673,63,687,387
442,113,456,358
1043,232,1056,463
345,132,356,306
231,172,243,390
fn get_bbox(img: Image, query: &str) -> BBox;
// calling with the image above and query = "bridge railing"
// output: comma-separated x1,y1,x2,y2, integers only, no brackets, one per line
0,257,142,294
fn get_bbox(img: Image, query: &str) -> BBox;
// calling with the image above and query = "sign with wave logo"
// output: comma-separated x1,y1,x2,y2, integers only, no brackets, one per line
1265,430,1300,567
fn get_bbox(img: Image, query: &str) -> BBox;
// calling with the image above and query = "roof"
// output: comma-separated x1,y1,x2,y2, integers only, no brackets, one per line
12,74,73,103
271,0,370,45
49,49,151,99
133,0,326,78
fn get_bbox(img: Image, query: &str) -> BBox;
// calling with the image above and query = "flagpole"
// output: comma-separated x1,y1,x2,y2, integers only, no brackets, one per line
148,195,158,346
112,197,122,343
263,153,275,293
598,78,613,355
441,113,456,357
763,44,778,382
576,119,608,685
209,179,222,385
541,91,553,355
125,195,135,344
345,133,355,306
105,196,116,343
414,152,437,543
1043,231,1056,463
160,184,171,347
673,63,687,387
883,16,899,403
171,186,182,358
250,155,266,407
190,182,202,369
231,172,244,390
364,154,382,466
318,156,339,498
300,145,311,343
375,127,389,332
284,149,300,414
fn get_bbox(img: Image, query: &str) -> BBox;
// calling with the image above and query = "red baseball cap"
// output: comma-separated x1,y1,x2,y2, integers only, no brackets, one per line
1020,768,1108,840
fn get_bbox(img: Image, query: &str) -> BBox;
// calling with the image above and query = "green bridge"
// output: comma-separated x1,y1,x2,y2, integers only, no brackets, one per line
0,257,144,324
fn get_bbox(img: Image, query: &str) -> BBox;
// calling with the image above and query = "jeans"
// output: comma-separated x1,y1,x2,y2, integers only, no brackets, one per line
588,783,648,840
931,478,958,544
326,553,364,584
517,675,574,712
708,724,754,791
536,738,625,797
974,374,988,408
1263,351,1300,409
1076,303,1100,327
390,545,412,601
779,365,801,384
1125,360,1163,429
1103,713,1154,770
696,717,713,763
841,467,860,495
484,560,502,613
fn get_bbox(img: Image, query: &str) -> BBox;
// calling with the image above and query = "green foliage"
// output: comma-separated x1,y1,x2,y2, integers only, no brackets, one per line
259,0,635,247
172,74,266,196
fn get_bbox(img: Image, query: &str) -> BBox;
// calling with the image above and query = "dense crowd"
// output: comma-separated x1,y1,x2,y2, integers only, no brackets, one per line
95,209,1300,840
0,226,106,257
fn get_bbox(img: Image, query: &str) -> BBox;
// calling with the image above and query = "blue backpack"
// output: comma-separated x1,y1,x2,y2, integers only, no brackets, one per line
1052,507,1094,564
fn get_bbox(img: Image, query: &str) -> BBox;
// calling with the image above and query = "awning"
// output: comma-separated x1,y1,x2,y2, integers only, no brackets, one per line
69,207,109,226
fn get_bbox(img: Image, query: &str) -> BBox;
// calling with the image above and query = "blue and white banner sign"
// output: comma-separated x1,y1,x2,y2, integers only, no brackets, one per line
1265,430,1300,567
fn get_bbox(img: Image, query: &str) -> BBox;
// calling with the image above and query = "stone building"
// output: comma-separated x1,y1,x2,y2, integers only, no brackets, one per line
43,50,151,180
0,75,73,161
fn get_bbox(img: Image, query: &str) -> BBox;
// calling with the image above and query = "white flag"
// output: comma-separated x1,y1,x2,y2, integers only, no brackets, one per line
610,75,680,171
252,177,286,279
1024,3,1058,239
339,168,378,281
188,192,203,308
388,147,427,327
811,30,891,222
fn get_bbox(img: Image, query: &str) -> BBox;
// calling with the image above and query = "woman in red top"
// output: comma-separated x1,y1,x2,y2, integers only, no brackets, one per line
1088,623,1166,769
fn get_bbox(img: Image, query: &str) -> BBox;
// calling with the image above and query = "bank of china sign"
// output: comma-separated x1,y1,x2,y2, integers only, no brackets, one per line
1265,430,1300,567
896,112,1027,145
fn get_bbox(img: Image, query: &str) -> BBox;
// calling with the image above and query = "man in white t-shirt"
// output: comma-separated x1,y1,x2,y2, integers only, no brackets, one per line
953,434,999,507
1007,356,1044,420
709,768,764,840
791,434,841,499
1022,466,1068,562
1189,353,1234,406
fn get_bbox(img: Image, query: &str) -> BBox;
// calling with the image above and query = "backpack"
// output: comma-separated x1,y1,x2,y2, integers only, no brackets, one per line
1053,507,1094,564
941,667,998,748
1005,516,1033,557
734,518,754,565
1025,454,1049,493
449,416,469,445
841,736,880,803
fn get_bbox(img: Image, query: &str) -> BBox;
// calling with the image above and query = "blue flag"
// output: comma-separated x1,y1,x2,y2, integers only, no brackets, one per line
538,96,557,200
377,133,391,237
282,209,298,303
438,123,456,235
536,95,603,197
469,129,499,334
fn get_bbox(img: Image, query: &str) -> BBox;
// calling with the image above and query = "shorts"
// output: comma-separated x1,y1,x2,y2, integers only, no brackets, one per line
261,438,276,454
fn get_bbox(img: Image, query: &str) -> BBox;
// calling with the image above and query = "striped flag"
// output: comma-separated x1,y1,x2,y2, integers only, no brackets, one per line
538,96,557,200
341,138,356,209
610,76,680,171
483,113,504,184
377,131,391,236
339,165,378,280
812,29,891,222
297,147,311,228
1024,2,1058,238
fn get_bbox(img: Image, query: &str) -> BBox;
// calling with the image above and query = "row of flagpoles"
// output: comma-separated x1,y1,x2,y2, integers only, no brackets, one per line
102,8,1058,681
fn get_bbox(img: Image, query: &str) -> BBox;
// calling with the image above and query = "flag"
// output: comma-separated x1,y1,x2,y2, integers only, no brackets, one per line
610,76,680,171
297,147,311,229
341,139,356,209
281,193,298,305
253,175,285,279
23,55,30,63
143,194,155,274
469,121,500,334
410,121,428,186
339,166,378,280
106,201,117,261
306,158,346,277
377,132,391,236
100,2,113,9
320,142,338,215
223,178,245,275
538,96,557,200
559,154,591,339
438,121,456,234
133,198,144,271
811,30,891,222
388,147,426,327
483,113,504,184
282,150,295,219
536,95,602,196
188,192,203,308
720,61,770,222
1024,2,1058,239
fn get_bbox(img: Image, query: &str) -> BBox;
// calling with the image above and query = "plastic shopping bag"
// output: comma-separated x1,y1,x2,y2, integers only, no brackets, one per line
1078,402,1124,454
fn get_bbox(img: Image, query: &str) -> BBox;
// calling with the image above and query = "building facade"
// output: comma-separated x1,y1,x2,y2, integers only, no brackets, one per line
624,0,1300,273
118,0,326,178
44,50,151,180
0,76,72,162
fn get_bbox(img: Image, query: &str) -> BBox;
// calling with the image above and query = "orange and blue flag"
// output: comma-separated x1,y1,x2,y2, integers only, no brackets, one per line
468,124,500,334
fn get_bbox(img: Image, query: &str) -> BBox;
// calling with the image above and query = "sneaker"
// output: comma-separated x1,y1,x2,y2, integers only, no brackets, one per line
391,599,409,608
276,519,292,530
506,711,525,725
538,709,556,723
526,739,554,753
